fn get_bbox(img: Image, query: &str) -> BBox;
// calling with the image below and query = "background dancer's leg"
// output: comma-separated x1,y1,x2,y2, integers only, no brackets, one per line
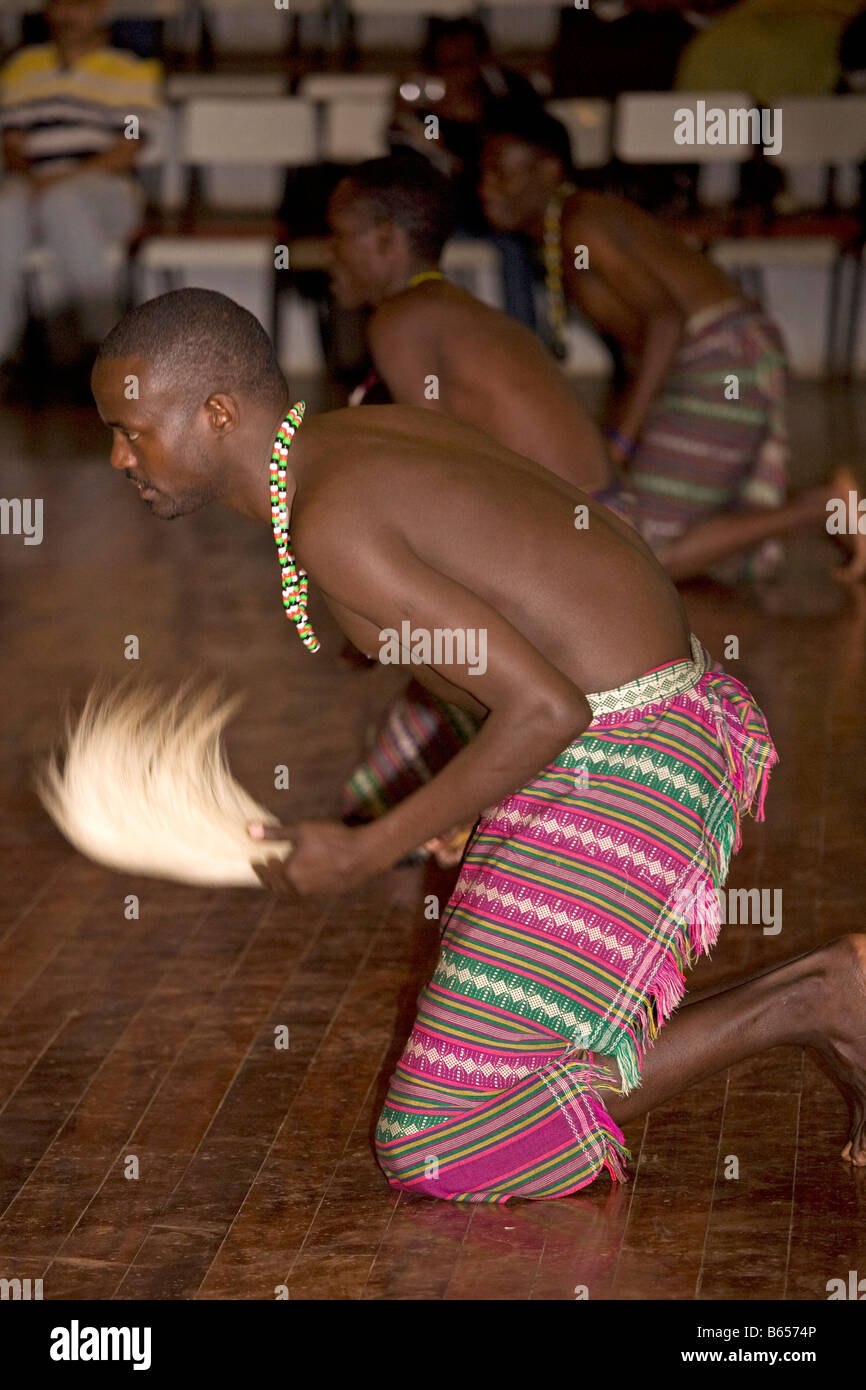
656,466,866,584
597,934,866,1164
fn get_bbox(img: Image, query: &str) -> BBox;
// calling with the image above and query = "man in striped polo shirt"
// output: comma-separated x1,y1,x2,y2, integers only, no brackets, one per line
0,0,161,386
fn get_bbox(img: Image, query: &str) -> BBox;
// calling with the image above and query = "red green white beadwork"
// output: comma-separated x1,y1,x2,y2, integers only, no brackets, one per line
269,401,320,653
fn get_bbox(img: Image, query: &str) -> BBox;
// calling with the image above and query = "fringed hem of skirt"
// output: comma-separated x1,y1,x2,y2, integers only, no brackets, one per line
599,717,777,1097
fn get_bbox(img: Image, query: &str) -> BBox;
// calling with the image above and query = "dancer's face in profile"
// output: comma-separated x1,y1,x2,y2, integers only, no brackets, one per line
91,355,225,520
326,180,400,309
480,134,560,233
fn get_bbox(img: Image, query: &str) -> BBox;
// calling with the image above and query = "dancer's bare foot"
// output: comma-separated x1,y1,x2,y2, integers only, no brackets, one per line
826,466,866,585
810,935,866,1164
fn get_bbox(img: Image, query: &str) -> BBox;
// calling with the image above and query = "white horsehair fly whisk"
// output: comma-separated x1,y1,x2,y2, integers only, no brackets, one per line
36,681,289,887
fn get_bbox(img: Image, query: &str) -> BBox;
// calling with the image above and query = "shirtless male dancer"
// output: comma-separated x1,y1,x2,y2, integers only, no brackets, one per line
326,153,865,840
328,152,862,583
89,288,866,1202
477,110,866,585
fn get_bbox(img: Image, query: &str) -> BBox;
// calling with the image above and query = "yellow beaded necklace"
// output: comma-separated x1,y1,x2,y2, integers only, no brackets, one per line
543,181,576,360
406,270,446,289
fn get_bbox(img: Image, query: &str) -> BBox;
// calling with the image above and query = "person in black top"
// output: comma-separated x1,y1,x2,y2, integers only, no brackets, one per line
390,16,544,328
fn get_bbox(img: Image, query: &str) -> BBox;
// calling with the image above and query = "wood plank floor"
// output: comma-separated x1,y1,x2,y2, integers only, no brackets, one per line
1,379,864,1301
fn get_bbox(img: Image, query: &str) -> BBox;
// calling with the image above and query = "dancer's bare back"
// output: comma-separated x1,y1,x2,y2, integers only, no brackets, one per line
560,189,740,350
366,279,611,491
290,404,690,716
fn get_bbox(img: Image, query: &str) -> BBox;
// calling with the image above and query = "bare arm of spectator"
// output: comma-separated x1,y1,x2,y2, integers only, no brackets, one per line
80,133,142,177
389,79,459,177
30,132,141,191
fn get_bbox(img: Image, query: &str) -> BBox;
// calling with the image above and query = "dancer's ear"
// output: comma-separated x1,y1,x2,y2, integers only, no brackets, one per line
204,392,240,436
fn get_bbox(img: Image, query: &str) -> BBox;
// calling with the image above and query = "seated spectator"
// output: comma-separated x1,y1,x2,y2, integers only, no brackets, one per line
0,0,161,392
391,15,542,234
390,15,544,328
675,0,865,106
553,1,700,100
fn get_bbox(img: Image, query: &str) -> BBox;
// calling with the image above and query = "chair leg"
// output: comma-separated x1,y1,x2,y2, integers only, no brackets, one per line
843,251,864,382
825,253,843,378
122,250,138,313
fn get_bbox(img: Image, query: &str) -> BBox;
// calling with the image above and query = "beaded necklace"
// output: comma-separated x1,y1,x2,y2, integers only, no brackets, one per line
542,180,576,360
269,401,320,653
406,269,446,289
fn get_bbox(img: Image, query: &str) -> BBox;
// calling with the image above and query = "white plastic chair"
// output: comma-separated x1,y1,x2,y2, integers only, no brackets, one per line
109,0,182,14
478,0,561,50
166,73,288,101
614,90,759,218
708,96,866,374
134,98,317,345
546,99,612,171
321,96,392,162
297,73,398,104
441,237,502,308
348,0,474,11
196,0,328,59
0,0,40,46
346,0,475,53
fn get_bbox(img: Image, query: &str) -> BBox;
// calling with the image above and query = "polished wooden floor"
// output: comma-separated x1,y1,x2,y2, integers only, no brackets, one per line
1,379,865,1301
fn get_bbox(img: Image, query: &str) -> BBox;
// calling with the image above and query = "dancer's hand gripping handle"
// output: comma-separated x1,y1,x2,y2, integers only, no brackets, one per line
248,818,374,897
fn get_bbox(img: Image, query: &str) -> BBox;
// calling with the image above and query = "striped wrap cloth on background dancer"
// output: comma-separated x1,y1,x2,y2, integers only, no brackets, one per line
374,635,777,1202
593,297,790,582
341,678,481,827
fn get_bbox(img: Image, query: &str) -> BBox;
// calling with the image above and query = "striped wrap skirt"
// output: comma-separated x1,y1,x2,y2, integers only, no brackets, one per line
374,635,777,1203
595,298,790,582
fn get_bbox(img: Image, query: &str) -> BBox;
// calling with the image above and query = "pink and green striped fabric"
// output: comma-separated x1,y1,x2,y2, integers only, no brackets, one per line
375,635,777,1203
341,678,482,828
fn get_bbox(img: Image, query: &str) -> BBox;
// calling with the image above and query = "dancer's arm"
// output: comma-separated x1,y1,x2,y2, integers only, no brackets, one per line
255,541,591,894
367,307,442,409
563,207,684,463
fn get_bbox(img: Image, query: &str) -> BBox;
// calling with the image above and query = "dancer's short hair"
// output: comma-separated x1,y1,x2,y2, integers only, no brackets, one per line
343,151,458,263
485,106,575,176
98,288,286,408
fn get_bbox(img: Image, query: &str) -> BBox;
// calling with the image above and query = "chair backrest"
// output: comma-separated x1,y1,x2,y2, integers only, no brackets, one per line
349,0,474,12
109,0,182,15
347,0,474,52
298,73,397,103
166,73,288,101
615,91,757,164
136,105,169,167
321,96,392,162
764,95,866,168
179,98,317,211
201,0,325,9
480,0,561,47
546,99,611,170
196,0,296,56
182,98,317,166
